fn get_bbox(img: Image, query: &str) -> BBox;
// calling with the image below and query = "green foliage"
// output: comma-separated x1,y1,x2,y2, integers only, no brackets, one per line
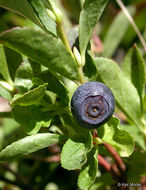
123,44,145,112
94,57,143,128
0,133,65,161
0,28,79,81
98,117,134,157
79,0,108,60
103,7,135,58
61,133,92,170
78,147,98,190
0,0,145,189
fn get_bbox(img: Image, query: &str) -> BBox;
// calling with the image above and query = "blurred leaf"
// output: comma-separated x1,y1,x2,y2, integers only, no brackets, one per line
94,57,142,128
4,47,22,81
12,105,51,135
61,0,82,22
2,118,20,136
0,28,79,81
14,59,33,93
119,124,146,151
0,85,11,100
0,0,42,28
89,173,115,190
61,133,92,170
38,70,69,106
0,133,66,161
103,7,135,58
127,151,146,182
0,44,12,85
144,95,146,112
123,45,145,112
11,83,47,106
123,8,146,46
0,128,4,150
78,147,98,190
98,117,134,157
28,0,57,35
79,0,108,58
83,51,98,81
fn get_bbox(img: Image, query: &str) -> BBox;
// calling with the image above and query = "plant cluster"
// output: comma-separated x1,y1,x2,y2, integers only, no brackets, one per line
0,0,146,190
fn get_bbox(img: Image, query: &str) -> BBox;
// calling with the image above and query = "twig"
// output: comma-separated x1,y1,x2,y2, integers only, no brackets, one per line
104,143,126,172
98,154,111,171
116,0,146,52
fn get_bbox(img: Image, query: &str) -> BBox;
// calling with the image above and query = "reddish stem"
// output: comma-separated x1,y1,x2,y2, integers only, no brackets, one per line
104,143,126,172
98,154,111,171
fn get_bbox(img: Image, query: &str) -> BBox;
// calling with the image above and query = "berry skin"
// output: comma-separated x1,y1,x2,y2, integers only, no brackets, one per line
71,81,115,129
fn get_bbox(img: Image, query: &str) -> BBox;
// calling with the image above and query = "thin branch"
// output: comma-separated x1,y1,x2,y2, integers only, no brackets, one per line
98,154,111,171
116,0,146,52
104,143,126,172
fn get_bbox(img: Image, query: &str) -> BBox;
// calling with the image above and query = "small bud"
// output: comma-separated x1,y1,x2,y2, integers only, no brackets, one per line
47,9,57,21
73,47,82,67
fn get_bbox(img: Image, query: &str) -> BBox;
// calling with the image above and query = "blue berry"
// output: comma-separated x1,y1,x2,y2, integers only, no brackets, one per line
71,81,115,129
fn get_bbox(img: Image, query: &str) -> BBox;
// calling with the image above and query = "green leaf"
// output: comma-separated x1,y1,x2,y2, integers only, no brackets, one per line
127,151,146,182
119,124,146,151
0,133,65,161
0,0,42,28
98,117,134,157
0,28,79,81
11,83,47,106
0,128,4,150
61,133,92,170
123,45,145,112
2,118,20,137
144,95,146,112
38,70,69,106
60,114,89,138
94,57,142,128
14,59,33,93
0,44,13,85
12,105,51,135
79,0,108,58
83,51,98,81
28,0,57,36
4,47,22,81
0,85,11,100
103,7,135,58
89,173,115,190
78,147,98,190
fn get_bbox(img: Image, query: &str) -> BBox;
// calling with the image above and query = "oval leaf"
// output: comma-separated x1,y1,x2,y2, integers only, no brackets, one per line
79,0,108,58
11,83,47,106
61,133,92,170
123,45,145,112
94,57,142,128
103,7,135,58
98,117,134,157
0,133,65,161
0,28,79,81
78,147,98,190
